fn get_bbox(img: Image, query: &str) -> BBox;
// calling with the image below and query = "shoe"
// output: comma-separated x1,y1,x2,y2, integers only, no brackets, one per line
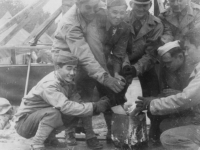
86,137,103,149
44,138,66,148
65,132,77,146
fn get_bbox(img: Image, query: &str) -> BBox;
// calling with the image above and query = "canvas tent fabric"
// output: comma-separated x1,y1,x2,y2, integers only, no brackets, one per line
0,12,53,61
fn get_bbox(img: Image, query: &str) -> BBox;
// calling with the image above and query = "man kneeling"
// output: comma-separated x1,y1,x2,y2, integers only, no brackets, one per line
14,51,110,150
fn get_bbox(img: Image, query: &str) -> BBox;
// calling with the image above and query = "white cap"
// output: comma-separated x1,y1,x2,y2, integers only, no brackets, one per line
158,40,180,57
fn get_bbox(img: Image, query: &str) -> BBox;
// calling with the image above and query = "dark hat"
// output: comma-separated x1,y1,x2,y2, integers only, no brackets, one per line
107,0,127,8
53,50,78,65
130,0,151,4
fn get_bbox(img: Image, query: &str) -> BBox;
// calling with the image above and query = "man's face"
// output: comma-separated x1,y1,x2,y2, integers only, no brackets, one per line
184,39,199,63
107,5,127,26
162,52,184,72
57,65,77,83
77,0,100,22
168,0,188,13
131,3,151,18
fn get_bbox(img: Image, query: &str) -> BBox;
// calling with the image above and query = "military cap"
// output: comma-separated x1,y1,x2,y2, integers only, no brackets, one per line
53,51,78,65
130,0,151,4
107,0,127,8
158,40,180,57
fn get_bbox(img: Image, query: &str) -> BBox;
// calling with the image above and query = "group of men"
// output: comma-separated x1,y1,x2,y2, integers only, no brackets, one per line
14,0,200,150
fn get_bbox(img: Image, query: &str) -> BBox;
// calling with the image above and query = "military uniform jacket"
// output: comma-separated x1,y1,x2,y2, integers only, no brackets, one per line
159,2,200,42
151,62,200,125
52,5,107,84
123,12,163,75
15,72,93,121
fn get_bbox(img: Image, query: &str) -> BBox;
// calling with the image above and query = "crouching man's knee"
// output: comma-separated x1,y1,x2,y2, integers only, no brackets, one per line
15,108,64,138
40,108,63,128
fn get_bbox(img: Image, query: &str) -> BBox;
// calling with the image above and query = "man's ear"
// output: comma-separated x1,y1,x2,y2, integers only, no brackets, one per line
54,65,60,71
148,2,152,9
178,53,184,60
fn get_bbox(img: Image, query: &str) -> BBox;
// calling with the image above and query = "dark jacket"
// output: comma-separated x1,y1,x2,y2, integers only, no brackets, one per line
123,11,163,75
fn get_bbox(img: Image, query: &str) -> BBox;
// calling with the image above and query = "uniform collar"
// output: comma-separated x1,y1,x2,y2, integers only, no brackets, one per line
130,13,157,40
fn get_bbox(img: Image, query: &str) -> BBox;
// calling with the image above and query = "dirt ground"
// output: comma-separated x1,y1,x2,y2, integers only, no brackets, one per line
0,114,165,150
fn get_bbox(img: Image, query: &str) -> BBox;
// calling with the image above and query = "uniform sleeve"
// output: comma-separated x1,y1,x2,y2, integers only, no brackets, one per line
112,26,130,73
61,24,107,84
133,22,163,75
40,83,93,117
150,68,200,115
86,20,109,72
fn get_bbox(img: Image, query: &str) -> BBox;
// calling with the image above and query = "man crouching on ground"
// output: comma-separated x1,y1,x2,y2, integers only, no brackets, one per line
14,51,110,150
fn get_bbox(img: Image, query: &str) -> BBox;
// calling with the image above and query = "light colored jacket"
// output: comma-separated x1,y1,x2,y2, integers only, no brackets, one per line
52,5,107,84
123,12,163,75
150,62,200,124
15,72,93,121
159,2,200,42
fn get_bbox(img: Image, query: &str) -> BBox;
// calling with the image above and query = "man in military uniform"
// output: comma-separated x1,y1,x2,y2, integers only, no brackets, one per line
136,27,200,150
52,0,126,149
122,0,163,97
86,0,130,141
14,51,110,150
159,0,200,43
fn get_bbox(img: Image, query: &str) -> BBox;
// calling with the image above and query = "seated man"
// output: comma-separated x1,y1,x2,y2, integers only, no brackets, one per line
14,51,110,150
136,27,200,150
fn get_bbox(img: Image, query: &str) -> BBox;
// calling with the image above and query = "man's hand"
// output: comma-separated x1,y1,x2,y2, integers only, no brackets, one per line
93,96,110,115
135,96,156,110
122,65,137,77
114,73,125,82
103,76,125,93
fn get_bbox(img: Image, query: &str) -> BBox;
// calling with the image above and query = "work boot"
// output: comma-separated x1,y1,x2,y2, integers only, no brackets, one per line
65,131,77,146
44,127,66,148
86,137,103,149
44,137,66,148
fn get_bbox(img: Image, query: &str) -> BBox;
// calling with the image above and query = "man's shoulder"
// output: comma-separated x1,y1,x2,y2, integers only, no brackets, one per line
159,8,171,19
149,14,162,25
37,72,59,87
60,5,79,26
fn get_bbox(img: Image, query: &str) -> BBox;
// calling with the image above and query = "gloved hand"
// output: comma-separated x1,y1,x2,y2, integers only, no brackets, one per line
122,65,137,77
135,96,156,111
93,96,110,115
103,75,125,93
